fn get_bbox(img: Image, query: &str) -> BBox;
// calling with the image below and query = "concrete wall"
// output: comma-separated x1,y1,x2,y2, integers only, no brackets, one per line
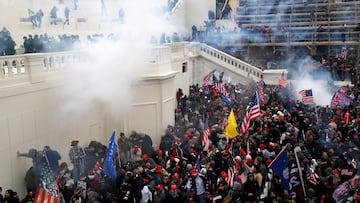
184,0,215,32
0,81,107,198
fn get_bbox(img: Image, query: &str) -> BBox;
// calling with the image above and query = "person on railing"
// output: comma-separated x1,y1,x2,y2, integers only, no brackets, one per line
118,8,125,24
50,6,59,25
27,9,37,29
36,9,44,28
63,7,71,26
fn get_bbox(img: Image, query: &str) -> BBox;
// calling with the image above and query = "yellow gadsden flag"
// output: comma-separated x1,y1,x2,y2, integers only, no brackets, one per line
224,109,238,138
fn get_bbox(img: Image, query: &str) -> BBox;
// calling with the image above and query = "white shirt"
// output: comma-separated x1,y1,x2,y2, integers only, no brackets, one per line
140,185,152,203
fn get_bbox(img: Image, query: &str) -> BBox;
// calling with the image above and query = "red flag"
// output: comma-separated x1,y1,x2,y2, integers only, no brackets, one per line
278,72,288,88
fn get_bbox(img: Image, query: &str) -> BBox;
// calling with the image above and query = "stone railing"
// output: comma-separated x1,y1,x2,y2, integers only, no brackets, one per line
190,42,287,85
195,43,264,80
0,43,287,89
0,51,83,86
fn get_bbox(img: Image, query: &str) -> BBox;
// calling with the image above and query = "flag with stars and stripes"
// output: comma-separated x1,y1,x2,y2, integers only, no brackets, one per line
240,92,260,135
306,166,319,186
278,72,288,88
226,165,237,187
298,89,315,104
213,74,229,97
257,80,265,103
34,158,60,203
201,115,211,151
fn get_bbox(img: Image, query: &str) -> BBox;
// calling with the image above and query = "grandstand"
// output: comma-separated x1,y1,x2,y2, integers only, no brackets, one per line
211,0,360,73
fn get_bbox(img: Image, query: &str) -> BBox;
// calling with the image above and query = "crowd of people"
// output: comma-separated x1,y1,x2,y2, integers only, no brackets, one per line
1,75,360,203
0,27,16,56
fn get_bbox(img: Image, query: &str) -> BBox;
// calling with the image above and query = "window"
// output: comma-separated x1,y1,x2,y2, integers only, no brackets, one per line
182,62,187,73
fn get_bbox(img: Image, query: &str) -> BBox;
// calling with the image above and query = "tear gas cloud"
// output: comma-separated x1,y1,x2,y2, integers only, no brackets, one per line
289,57,334,107
55,0,183,120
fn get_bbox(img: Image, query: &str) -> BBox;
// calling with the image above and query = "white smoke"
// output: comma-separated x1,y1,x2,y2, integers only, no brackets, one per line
56,0,183,119
291,58,334,107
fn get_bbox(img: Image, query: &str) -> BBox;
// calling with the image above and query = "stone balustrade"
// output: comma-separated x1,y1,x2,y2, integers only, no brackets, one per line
0,43,287,88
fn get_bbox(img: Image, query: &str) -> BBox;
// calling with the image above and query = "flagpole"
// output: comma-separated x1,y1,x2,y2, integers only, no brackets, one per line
268,146,287,168
294,146,307,198
116,131,122,169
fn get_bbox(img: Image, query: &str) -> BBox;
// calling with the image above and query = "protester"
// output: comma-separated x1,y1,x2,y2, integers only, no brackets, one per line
68,140,86,184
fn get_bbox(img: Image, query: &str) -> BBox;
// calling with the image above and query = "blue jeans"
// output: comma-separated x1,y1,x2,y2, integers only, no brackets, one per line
195,193,206,203
72,163,84,183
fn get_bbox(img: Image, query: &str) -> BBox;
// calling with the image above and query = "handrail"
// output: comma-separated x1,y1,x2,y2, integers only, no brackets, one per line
194,43,263,81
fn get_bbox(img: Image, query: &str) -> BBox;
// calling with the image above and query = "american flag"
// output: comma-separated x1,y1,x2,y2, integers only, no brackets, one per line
226,165,237,187
213,74,229,97
330,87,352,108
278,72,288,88
201,116,211,150
240,92,260,135
213,82,229,97
306,166,319,186
34,158,60,203
203,69,216,86
298,89,315,104
257,80,265,102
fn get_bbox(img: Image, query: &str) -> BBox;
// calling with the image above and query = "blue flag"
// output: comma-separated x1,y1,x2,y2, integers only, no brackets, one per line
103,130,118,180
268,147,289,191
221,94,234,106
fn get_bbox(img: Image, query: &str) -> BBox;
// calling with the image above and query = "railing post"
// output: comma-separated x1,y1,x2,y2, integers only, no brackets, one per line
25,54,46,83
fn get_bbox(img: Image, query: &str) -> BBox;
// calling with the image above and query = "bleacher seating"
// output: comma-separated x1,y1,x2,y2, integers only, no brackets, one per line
213,0,360,68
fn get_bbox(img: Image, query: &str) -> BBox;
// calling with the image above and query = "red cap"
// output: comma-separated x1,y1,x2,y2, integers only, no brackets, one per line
155,165,162,173
259,144,266,149
246,155,253,163
173,172,179,179
191,168,198,175
269,142,275,148
157,149,163,156
189,148,195,153
170,183,177,191
184,133,191,139
155,184,163,190
142,154,148,160
220,171,228,179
